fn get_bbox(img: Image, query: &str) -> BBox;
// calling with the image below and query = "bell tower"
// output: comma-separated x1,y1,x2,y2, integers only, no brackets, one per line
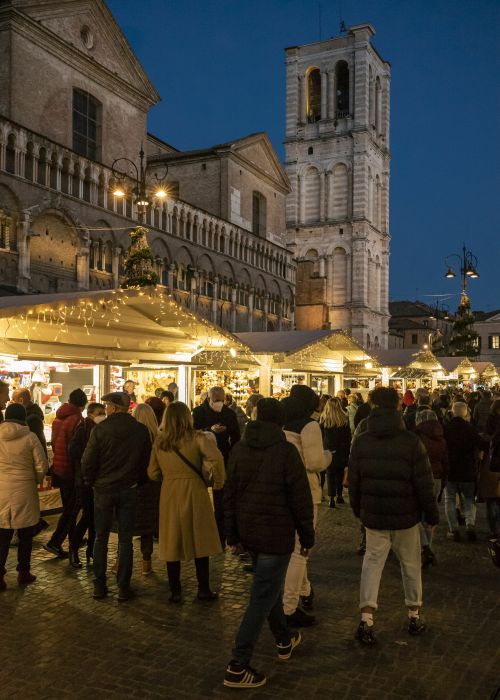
284,24,391,350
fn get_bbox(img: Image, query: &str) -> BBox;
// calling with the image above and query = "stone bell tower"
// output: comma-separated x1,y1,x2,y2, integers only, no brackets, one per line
284,24,391,350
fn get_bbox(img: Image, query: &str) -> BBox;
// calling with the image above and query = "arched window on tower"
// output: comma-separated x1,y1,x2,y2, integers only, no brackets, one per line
252,191,267,237
335,61,350,117
307,68,321,123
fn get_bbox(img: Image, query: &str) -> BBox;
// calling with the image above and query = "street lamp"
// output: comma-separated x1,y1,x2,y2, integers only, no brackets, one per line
444,244,480,295
111,147,168,224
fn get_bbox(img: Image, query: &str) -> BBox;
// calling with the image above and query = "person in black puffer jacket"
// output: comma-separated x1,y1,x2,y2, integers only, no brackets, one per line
223,398,314,688
349,387,438,646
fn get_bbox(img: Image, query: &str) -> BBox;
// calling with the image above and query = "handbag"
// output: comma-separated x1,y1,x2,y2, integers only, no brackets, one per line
172,446,213,487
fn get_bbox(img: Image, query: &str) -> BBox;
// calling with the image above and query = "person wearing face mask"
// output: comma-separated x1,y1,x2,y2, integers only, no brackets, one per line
67,402,106,568
193,386,240,545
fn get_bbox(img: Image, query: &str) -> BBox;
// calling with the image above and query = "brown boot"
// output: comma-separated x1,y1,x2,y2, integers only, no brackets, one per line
18,570,36,586
142,559,152,576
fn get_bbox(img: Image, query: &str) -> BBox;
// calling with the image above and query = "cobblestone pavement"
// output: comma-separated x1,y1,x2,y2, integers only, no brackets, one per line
1,500,499,700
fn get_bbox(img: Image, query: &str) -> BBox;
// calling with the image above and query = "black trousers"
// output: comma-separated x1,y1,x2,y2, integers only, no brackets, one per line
70,484,95,554
166,557,210,593
326,465,345,498
0,527,33,574
49,478,77,548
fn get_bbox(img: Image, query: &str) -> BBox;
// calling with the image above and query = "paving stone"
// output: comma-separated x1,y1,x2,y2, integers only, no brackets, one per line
0,501,499,699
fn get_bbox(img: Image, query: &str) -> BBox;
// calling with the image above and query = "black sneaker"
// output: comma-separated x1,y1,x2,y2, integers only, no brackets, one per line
300,586,314,611
223,663,267,688
276,631,302,661
286,608,316,627
43,542,69,559
93,582,108,600
355,621,376,645
408,616,426,635
118,586,135,602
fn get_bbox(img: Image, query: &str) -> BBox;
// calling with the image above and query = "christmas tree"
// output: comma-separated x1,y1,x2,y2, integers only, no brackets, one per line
121,225,158,288
448,292,479,357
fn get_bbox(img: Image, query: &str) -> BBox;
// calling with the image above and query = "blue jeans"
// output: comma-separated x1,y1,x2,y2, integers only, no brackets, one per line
93,486,137,589
444,481,476,531
232,552,291,666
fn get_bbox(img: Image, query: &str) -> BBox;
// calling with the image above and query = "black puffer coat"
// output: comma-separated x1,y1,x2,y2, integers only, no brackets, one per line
224,420,314,554
349,408,439,530
444,417,489,482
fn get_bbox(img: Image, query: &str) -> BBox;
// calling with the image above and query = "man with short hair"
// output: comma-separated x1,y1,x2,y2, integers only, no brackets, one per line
81,392,151,601
0,380,9,422
223,398,314,689
44,388,87,559
160,390,175,407
122,379,137,409
167,381,178,399
349,387,439,644
193,386,240,544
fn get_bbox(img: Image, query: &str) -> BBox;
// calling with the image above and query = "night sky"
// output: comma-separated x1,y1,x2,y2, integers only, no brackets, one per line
107,0,499,312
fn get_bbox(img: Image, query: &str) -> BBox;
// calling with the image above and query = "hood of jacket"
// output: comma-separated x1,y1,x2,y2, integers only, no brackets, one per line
55,402,82,420
367,408,406,438
243,420,285,449
0,421,30,440
281,396,313,433
416,419,444,440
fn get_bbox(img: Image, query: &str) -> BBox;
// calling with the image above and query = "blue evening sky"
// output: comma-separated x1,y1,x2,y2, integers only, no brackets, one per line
107,0,500,312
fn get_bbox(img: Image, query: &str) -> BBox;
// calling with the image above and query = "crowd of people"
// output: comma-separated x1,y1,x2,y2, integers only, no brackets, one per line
0,376,499,689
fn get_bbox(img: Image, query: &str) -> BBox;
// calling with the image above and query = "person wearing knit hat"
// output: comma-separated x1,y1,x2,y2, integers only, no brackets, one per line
403,390,415,407
0,401,48,589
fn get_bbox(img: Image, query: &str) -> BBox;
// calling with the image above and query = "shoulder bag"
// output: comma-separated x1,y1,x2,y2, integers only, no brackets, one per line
172,446,213,487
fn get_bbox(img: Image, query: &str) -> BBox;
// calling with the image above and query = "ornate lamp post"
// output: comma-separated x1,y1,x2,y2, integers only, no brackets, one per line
111,147,168,224
444,244,479,296
444,244,480,357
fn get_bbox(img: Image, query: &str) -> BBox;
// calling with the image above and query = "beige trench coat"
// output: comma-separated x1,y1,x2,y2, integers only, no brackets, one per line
147,431,225,562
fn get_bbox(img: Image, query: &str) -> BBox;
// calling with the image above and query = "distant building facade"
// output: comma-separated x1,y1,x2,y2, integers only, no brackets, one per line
475,310,500,365
389,300,454,352
284,24,391,349
0,0,294,332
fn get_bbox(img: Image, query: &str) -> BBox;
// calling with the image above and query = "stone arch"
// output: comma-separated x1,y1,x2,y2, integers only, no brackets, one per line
30,209,80,292
306,66,321,122
334,60,350,115
5,133,16,174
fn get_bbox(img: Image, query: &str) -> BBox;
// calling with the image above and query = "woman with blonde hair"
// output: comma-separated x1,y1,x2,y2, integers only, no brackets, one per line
320,397,351,507
132,403,160,575
148,402,225,602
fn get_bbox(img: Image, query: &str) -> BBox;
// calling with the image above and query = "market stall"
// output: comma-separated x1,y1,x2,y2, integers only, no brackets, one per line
438,357,498,389
373,348,445,391
235,329,374,397
0,286,245,510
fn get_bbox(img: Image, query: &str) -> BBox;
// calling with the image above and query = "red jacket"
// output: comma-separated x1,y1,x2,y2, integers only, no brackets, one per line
416,419,449,481
51,403,83,479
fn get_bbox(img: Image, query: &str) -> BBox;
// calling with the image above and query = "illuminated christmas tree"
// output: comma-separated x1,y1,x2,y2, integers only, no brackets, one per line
121,226,158,288
448,292,479,357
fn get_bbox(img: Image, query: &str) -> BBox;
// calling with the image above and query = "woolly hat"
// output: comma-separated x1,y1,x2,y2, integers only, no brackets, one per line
402,390,415,407
5,403,27,422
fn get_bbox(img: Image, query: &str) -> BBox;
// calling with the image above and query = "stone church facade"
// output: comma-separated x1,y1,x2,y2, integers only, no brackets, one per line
284,24,391,349
0,0,294,333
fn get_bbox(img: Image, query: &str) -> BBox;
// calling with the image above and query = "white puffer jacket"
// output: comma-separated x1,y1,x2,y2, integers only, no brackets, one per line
284,421,331,505
0,421,48,529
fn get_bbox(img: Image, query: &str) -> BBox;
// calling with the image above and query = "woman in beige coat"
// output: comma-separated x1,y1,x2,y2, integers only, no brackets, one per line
148,402,225,602
0,404,48,590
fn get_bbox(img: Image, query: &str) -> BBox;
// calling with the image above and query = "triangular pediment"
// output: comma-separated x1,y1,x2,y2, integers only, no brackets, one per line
225,133,291,193
12,0,159,105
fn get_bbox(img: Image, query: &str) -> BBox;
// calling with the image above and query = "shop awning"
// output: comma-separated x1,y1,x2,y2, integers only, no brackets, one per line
0,288,246,365
235,330,375,373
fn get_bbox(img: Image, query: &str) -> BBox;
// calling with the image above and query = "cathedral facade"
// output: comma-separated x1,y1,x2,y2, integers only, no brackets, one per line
284,24,391,349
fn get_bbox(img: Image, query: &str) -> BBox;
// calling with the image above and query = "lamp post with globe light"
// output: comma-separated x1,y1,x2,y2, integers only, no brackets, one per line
444,244,480,357
111,147,168,224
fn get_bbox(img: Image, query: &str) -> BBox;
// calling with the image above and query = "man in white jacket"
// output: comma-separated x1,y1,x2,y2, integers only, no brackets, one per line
281,385,331,626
